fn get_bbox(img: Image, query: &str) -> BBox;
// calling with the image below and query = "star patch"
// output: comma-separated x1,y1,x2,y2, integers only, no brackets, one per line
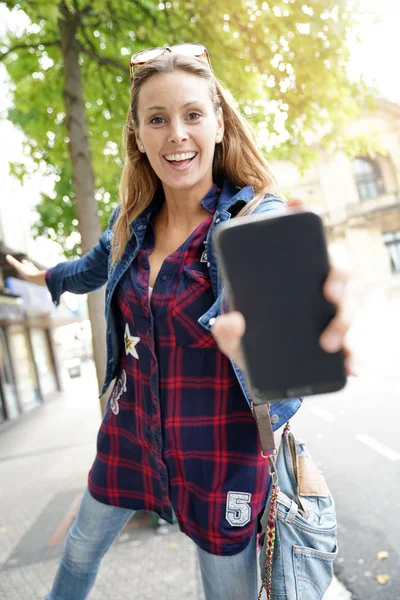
124,323,140,359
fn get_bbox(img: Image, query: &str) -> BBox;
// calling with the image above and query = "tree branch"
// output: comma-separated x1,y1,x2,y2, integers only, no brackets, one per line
0,40,61,62
77,43,127,74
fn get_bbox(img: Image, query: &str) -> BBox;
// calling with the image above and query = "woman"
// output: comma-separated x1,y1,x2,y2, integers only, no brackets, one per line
7,43,353,600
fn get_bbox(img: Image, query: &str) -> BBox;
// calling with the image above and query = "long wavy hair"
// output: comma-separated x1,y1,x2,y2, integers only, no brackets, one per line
112,52,278,263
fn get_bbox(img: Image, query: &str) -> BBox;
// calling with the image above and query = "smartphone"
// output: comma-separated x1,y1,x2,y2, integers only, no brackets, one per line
213,208,347,403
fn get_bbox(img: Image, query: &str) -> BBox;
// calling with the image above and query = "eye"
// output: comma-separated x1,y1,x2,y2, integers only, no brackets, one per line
149,116,165,125
187,111,202,121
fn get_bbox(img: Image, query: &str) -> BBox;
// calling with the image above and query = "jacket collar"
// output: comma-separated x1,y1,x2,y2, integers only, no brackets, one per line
130,178,255,234
217,179,254,212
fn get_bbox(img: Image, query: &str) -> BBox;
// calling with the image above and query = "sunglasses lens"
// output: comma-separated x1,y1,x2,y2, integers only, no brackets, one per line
132,47,163,64
176,43,206,57
130,43,211,77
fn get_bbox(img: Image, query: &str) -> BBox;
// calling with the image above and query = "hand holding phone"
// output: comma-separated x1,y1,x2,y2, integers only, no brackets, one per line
213,208,347,403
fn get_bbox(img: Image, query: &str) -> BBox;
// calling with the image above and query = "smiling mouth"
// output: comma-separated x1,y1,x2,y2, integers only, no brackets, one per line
163,151,198,170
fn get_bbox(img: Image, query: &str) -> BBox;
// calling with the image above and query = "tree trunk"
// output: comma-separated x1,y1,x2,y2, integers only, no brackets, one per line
59,3,107,413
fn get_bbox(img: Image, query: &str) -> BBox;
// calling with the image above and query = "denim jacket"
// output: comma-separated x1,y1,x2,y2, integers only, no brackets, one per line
46,178,301,431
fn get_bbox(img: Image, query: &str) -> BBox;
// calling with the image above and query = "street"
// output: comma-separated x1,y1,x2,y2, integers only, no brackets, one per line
1,286,399,599
0,359,351,600
0,362,205,599
291,371,400,600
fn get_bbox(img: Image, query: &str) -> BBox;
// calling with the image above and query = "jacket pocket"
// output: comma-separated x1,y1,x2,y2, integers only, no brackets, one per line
266,495,337,600
293,544,338,600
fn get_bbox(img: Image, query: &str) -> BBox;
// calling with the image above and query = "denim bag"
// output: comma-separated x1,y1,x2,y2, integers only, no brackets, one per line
258,423,338,600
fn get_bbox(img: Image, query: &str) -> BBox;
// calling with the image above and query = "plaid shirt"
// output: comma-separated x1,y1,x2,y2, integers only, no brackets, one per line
88,186,270,555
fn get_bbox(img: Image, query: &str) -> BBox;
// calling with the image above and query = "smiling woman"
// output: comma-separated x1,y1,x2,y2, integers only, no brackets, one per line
6,42,354,600
111,49,279,266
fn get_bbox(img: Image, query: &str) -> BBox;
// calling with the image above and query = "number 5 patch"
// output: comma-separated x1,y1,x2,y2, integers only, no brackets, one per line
225,491,252,527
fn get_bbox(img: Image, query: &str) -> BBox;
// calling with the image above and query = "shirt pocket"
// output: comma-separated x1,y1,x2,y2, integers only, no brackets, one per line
172,267,217,348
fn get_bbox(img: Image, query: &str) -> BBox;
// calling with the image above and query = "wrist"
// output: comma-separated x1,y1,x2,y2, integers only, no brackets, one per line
31,271,47,286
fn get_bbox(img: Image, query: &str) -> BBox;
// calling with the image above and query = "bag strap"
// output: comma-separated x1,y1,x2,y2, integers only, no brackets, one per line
252,403,277,456
253,405,288,600
258,462,279,600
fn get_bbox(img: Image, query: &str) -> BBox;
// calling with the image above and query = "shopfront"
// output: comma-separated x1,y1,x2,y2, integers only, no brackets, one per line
0,325,20,421
8,324,41,412
3,278,61,419
0,293,25,422
0,245,86,426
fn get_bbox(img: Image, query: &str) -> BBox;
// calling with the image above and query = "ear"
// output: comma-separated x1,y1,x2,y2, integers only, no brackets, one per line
215,107,224,144
135,135,145,153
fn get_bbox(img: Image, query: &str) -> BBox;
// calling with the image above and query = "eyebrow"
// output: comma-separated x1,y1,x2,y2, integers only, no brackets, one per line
145,101,204,112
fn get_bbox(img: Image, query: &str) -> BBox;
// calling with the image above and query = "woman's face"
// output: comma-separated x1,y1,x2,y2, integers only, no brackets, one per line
135,70,224,196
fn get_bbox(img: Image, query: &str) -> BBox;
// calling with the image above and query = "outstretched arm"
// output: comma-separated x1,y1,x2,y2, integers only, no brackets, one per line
6,206,120,306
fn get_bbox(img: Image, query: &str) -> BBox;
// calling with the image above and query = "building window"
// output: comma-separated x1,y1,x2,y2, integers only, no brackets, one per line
353,157,385,200
383,231,400,275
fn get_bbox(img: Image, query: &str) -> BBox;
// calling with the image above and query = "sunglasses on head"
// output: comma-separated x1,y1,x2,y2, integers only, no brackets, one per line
129,43,211,79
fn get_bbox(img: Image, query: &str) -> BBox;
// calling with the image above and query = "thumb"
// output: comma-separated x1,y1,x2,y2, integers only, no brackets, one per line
211,312,246,367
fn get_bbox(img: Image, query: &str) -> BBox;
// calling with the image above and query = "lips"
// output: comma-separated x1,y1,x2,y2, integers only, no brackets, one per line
162,152,198,171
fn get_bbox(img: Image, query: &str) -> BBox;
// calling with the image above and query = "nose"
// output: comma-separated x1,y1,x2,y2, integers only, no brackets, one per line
168,118,188,144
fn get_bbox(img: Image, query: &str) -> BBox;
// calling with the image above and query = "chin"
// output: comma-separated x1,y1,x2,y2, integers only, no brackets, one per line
163,174,207,192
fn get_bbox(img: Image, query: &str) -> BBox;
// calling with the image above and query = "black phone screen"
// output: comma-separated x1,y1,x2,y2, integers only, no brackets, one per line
213,210,346,402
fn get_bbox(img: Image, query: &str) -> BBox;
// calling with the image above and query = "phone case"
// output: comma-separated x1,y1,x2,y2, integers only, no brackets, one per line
213,209,347,403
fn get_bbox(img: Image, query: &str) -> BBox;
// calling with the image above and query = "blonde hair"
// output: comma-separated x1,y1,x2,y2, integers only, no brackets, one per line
112,52,278,263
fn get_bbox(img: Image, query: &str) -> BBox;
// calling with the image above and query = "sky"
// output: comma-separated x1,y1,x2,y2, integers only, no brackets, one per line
346,0,400,103
0,0,399,257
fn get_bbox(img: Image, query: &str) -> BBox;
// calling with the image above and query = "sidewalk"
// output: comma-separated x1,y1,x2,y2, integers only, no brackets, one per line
0,361,350,599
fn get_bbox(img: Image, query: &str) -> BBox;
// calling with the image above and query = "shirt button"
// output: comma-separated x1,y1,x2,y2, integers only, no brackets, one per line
207,262,210,267
215,218,220,224
161,275,168,281
209,317,216,326
270,414,279,424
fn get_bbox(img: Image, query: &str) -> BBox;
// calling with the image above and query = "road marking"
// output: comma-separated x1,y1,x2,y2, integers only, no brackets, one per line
308,406,336,422
356,434,400,461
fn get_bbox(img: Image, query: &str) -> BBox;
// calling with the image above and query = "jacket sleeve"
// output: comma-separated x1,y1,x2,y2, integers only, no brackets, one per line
252,193,286,215
46,206,120,306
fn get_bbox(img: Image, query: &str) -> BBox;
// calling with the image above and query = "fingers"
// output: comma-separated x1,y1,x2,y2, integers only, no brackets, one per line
5,254,27,276
323,244,351,304
343,342,358,377
210,311,246,369
319,295,352,352
286,197,304,208
5,254,41,282
5,254,20,269
320,244,354,353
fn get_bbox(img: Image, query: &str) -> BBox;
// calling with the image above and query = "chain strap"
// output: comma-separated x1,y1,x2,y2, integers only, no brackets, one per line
258,455,279,600
257,422,292,600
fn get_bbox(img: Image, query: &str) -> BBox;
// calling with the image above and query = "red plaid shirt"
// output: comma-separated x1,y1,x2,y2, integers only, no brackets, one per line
88,186,270,555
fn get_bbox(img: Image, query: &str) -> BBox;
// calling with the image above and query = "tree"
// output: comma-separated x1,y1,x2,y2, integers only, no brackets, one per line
0,0,367,410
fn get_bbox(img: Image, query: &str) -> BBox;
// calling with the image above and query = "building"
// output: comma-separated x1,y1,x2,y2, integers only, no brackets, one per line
0,241,88,426
272,98,400,289
0,171,86,426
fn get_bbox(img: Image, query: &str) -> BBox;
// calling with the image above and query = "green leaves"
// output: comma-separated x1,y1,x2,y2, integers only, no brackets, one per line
1,0,369,255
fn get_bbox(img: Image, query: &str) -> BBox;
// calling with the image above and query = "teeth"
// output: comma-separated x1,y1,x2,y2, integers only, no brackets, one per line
165,152,196,162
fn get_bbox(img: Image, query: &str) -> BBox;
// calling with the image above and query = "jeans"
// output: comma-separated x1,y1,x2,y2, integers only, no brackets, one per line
46,488,259,600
